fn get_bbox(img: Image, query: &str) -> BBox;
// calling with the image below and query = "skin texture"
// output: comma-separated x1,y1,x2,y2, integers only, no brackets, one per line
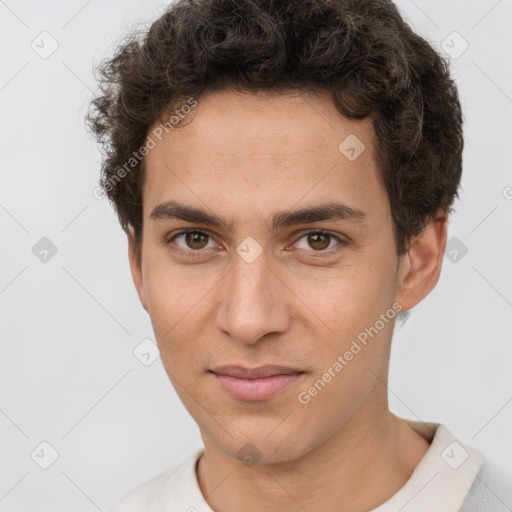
128,89,447,511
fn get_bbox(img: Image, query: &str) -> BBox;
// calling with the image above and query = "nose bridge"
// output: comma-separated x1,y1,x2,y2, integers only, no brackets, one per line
215,249,289,344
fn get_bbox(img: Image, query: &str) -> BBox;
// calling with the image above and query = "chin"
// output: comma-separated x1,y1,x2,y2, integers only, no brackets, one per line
205,418,314,466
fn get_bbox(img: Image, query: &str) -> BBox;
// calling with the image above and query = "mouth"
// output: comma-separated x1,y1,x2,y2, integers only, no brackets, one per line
209,365,305,401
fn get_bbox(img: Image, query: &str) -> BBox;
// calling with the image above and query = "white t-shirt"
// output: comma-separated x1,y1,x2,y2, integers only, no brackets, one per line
108,419,512,512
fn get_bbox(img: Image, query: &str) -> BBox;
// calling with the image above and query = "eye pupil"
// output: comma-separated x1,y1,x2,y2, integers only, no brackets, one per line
185,232,208,249
308,233,330,250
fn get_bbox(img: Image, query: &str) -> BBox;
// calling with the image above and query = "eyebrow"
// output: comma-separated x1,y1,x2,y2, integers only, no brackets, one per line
149,200,367,231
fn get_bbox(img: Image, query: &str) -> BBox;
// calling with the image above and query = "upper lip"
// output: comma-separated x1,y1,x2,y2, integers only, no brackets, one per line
210,365,303,379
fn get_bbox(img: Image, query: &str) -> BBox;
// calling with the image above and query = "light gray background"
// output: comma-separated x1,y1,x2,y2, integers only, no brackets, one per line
1,0,511,510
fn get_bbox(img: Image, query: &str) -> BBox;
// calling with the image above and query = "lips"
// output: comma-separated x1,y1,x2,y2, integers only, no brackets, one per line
211,365,302,379
210,365,305,401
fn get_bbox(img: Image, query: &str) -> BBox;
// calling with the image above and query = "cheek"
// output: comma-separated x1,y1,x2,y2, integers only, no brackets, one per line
141,257,215,364
288,256,399,387
143,249,214,321
290,259,395,335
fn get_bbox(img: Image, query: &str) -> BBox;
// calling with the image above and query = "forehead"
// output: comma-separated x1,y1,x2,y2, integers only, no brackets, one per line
143,90,387,224
150,89,376,158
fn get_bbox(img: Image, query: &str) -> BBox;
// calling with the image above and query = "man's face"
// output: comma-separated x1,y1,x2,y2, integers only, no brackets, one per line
131,90,406,463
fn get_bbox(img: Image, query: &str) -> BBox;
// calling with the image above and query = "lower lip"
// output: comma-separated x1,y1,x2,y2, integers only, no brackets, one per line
213,373,303,401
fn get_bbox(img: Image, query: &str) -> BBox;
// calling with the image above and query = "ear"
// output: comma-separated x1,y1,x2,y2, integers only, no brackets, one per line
395,212,448,311
127,229,148,312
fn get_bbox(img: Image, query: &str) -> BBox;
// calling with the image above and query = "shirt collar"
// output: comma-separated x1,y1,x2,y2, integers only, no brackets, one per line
371,419,484,512
143,420,484,512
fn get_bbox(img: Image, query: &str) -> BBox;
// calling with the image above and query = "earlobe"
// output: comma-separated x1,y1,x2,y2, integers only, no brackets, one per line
395,213,448,311
127,230,148,312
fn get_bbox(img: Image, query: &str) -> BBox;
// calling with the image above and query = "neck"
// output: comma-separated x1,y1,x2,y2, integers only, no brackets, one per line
196,409,431,512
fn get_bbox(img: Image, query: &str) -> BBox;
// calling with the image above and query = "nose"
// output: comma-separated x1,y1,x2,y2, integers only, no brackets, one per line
214,250,291,345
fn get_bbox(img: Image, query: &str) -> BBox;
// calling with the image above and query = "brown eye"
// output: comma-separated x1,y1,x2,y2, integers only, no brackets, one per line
294,231,345,254
170,230,216,253
184,231,209,250
307,233,331,251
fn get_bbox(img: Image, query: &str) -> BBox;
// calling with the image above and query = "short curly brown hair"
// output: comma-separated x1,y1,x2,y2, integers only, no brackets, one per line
87,0,463,261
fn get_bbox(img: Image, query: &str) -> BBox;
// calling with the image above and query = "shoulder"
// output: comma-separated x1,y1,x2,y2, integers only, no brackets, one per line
107,467,180,512
460,458,512,512
107,450,203,512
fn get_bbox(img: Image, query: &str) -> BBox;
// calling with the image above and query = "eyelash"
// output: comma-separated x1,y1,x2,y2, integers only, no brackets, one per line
166,229,347,259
